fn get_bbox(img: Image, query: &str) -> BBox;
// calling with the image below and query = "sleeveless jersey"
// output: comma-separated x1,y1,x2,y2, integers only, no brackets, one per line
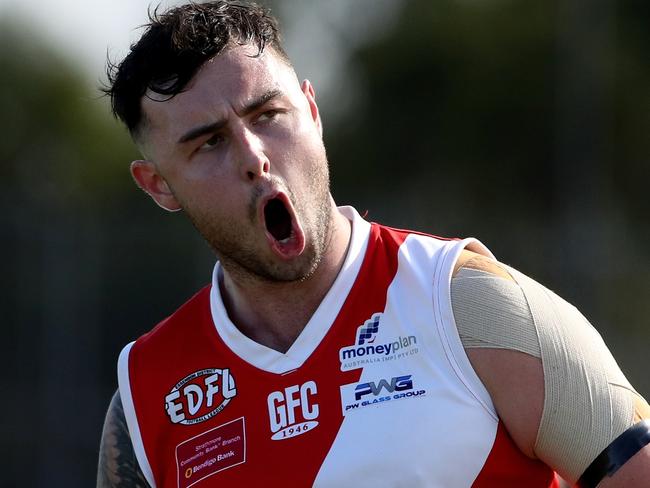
118,206,558,488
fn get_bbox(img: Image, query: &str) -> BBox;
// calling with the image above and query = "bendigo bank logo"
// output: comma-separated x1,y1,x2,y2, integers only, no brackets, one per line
267,381,319,440
165,368,237,425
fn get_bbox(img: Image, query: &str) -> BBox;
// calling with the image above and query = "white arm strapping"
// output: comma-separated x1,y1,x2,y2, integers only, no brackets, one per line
451,266,643,483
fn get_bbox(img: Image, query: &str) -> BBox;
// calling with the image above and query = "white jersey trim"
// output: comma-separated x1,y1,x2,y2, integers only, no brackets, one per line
209,206,371,374
434,238,498,417
118,342,157,488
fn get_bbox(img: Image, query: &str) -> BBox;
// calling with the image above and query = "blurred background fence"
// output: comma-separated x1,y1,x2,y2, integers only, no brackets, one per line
1,0,648,485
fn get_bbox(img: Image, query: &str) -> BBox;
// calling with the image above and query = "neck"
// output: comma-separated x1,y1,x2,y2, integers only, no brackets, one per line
219,206,352,353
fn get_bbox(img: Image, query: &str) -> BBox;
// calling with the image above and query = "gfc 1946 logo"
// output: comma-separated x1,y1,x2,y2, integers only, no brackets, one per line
267,381,319,440
165,368,237,425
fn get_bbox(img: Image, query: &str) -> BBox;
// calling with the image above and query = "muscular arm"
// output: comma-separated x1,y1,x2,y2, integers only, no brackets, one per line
97,390,150,488
451,250,650,487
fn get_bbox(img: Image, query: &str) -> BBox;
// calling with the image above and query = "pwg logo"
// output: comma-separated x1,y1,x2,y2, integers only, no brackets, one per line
267,381,319,441
341,374,426,415
355,375,413,400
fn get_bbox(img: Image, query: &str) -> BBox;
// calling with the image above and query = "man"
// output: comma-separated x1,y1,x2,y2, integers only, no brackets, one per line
97,2,650,487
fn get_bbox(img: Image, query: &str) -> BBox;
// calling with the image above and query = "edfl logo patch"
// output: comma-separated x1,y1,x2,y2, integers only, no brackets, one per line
165,368,237,425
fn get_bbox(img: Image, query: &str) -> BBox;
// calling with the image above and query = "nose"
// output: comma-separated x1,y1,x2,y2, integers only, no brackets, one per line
237,127,270,182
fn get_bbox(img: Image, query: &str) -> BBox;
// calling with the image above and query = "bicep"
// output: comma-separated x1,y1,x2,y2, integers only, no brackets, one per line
465,347,543,459
97,389,150,488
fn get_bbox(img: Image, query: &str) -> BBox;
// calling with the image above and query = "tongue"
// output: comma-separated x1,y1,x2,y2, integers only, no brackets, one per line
264,198,292,241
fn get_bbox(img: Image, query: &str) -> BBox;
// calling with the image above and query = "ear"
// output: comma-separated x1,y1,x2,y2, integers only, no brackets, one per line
301,79,322,137
130,160,182,212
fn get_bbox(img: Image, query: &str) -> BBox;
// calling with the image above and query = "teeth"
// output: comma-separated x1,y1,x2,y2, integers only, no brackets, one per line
276,229,294,245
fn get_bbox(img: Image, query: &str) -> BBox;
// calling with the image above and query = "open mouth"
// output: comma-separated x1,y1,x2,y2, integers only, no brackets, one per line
261,194,306,258
264,198,293,242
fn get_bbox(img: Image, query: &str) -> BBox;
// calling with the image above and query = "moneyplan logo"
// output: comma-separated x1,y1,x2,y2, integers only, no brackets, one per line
339,313,418,371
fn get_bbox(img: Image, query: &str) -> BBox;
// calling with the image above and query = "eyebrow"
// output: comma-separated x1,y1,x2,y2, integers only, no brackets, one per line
177,88,284,145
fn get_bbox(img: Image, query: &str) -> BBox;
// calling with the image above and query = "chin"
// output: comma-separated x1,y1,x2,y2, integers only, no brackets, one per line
260,249,322,283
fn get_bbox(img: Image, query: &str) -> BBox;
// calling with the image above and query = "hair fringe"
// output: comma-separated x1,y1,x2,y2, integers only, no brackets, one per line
100,0,286,135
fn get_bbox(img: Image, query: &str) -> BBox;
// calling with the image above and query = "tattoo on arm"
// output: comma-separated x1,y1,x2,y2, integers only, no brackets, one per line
97,390,150,488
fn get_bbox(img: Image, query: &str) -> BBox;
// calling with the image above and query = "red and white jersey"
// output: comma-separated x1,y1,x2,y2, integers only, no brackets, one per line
118,206,558,488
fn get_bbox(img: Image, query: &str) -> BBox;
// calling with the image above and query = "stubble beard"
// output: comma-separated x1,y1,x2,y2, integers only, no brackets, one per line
184,157,334,285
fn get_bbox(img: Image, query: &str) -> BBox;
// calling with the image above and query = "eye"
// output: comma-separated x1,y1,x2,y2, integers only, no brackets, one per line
199,133,224,151
257,110,280,123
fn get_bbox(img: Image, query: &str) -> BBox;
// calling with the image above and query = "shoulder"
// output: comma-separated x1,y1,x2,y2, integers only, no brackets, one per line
452,249,512,280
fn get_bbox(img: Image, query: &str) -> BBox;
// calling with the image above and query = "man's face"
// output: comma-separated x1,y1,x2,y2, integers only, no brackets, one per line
134,44,333,283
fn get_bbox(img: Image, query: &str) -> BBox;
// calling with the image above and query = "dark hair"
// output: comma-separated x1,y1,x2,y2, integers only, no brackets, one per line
103,1,287,136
